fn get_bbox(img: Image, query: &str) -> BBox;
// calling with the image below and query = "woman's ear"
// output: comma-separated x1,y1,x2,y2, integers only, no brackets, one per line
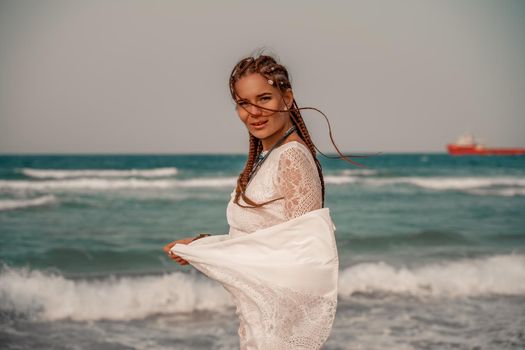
283,88,294,110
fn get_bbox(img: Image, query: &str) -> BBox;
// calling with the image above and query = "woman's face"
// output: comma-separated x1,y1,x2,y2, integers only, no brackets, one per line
233,73,293,149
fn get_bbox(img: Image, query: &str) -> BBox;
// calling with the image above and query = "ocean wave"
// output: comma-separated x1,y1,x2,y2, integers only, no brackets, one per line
324,175,358,185
465,188,525,197
340,169,377,176
322,174,525,193
323,169,376,184
363,176,525,190
0,177,236,191
175,177,237,188
339,254,525,297
0,195,58,211
1,174,524,195
19,167,179,179
0,267,232,321
345,229,471,248
1,254,524,321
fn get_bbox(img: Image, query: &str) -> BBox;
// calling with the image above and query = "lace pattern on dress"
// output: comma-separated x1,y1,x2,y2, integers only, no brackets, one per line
276,145,322,220
227,141,322,237
195,263,337,350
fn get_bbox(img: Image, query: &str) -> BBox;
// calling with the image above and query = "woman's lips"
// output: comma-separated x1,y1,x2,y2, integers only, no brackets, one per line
251,120,268,130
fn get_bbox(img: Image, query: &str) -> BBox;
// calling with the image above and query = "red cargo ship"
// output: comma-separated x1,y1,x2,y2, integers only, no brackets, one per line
447,133,525,156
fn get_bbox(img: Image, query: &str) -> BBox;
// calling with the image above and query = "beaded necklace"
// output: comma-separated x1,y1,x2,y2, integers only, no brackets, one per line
247,125,297,184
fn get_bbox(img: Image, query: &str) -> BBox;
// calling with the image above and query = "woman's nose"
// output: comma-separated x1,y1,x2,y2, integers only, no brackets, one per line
246,104,263,116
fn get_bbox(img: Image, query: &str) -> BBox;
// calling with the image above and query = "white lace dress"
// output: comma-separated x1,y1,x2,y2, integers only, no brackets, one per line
227,141,323,238
170,141,339,349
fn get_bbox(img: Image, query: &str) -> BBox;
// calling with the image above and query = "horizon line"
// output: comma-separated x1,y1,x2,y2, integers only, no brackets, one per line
0,151,450,156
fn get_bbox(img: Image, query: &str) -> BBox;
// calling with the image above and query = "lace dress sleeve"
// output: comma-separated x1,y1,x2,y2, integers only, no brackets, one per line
276,145,323,220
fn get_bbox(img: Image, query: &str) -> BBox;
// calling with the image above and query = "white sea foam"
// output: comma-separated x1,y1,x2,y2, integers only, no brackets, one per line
339,254,525,297
0,195,58,211
0,267,232,321
323,169,375,184
322,174,525,192
324,175,358,185
340,169,377,176
174,177,237,188
0,177,236,191
19,167,179,179
1,254,524,321
362,176,525,190
2,173,524,195
465,187,525,197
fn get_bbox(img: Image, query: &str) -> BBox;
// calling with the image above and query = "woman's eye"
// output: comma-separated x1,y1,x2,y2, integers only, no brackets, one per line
260,96,271,102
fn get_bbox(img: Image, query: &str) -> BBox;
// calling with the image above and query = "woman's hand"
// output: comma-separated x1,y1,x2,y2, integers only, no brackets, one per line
163,237,194,265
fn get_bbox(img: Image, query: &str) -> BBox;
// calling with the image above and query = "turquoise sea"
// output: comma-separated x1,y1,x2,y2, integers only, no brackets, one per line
1,153,524,349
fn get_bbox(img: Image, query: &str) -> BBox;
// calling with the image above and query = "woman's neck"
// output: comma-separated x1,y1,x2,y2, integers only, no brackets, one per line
261,122,295,151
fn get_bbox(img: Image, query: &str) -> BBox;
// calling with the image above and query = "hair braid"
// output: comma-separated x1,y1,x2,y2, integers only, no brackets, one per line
234,133,259,206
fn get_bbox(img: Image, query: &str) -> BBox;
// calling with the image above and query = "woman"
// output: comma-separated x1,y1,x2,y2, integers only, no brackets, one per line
163,54,353,349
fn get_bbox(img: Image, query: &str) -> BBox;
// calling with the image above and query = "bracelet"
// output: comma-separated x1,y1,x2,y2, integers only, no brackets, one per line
192,233,211,241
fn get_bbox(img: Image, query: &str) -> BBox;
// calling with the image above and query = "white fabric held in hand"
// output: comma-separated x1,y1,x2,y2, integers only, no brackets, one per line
170,208,339,349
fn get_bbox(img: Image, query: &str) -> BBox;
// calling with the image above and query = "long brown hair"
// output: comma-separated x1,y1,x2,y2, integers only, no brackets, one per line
229,53,371,209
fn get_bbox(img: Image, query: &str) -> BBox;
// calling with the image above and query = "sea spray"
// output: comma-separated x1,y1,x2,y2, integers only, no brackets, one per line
0,266,232,321
19,167,179,179
339,254,525,297
0,195,58,211
2,254,525,322
0,177,236,191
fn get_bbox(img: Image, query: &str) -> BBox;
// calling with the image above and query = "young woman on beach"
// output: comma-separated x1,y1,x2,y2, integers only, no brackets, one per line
163,53,364,349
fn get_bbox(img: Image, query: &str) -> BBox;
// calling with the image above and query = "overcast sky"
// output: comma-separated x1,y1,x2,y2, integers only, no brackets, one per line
1,0,524,154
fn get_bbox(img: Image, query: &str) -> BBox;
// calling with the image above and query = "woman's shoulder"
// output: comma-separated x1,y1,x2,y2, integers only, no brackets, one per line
276,139,310,154
273,140,316,167
273,140,322,198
